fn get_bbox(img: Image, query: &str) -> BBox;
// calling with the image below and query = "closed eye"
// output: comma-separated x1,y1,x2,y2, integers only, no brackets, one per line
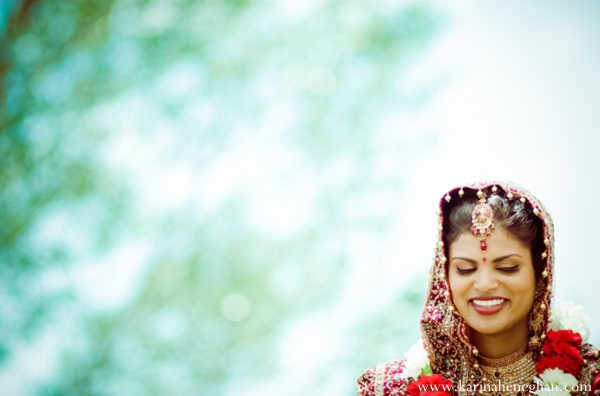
498,266,519,273
456,268,476,275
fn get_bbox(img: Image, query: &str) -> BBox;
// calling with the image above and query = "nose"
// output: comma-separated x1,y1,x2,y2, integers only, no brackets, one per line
474,268,497,292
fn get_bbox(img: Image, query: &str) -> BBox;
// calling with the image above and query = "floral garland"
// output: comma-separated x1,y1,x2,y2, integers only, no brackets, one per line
399,339,452,396
534,302,589,395
401,302,591,396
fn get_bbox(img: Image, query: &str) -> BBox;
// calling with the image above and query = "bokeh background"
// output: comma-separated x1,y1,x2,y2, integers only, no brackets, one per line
1,1,599,395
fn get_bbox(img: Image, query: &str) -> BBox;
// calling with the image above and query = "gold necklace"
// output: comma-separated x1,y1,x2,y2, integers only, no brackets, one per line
478,343,529,367
478,344,536,396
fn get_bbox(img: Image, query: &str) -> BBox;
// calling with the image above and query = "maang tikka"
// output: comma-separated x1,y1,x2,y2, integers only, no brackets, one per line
471,189,495,251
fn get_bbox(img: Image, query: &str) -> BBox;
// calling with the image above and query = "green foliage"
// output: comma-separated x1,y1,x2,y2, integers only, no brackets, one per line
1,0,442,394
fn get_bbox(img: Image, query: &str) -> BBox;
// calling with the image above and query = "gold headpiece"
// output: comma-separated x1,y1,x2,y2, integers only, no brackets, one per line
470,190,495,251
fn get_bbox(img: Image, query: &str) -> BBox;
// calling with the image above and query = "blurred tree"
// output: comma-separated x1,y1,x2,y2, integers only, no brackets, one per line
1,0,442,394
1,0,129,364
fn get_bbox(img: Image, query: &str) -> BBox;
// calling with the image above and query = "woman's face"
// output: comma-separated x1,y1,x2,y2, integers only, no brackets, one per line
447,226,536,340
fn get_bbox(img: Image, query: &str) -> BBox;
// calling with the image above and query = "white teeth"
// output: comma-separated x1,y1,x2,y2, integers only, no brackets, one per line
472,299,504,307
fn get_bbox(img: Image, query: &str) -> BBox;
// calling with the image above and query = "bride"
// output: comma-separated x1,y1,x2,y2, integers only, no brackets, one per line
357,181,600,395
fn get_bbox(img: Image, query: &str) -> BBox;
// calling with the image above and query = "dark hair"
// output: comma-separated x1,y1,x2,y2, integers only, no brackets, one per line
442,187,546,279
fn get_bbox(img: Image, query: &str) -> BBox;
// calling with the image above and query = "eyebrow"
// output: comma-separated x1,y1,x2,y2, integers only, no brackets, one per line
451,254,523,264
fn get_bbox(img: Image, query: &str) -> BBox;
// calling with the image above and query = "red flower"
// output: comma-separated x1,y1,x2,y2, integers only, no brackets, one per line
407,374,453,396
544,330,582,351
536,330,584,377
536,354,583,377
543,340,580,357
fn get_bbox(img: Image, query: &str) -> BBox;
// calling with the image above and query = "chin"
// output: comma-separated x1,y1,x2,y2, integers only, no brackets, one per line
464,319,508,336
470,326,506,336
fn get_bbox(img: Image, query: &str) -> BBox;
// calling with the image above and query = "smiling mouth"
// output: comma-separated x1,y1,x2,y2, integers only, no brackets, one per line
471,298,505,307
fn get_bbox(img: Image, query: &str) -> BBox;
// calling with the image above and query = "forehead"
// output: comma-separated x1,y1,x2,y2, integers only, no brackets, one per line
449,227,530,257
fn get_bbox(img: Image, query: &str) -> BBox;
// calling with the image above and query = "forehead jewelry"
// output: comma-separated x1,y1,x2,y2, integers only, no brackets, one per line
471,190,495,251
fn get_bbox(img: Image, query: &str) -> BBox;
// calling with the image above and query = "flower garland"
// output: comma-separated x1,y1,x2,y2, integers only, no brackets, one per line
533,301,590,395
399,339,452,396
400,301,591,396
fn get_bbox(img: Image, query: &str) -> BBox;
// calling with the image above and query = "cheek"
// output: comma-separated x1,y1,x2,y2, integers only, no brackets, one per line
447,272,466,300
516,272,536,308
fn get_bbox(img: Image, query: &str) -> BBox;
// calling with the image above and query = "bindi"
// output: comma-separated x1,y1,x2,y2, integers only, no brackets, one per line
482,257,487,264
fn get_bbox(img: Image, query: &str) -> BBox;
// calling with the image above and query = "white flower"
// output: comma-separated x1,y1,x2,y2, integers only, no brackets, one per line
534,368,578,395
400,339,430,379
550,301,590,343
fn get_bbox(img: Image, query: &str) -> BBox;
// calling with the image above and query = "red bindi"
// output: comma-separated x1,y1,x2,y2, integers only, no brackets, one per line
482,257,487,264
